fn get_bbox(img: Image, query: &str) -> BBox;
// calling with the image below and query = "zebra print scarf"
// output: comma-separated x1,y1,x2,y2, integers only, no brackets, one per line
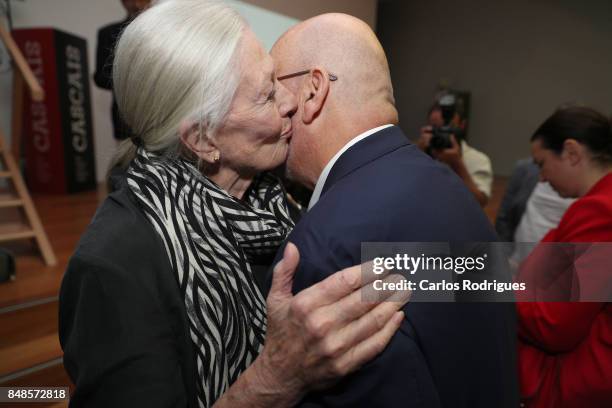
126,148,294,407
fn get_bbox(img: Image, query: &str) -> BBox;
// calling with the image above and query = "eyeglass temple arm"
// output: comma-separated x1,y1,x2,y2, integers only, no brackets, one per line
277,70,337,81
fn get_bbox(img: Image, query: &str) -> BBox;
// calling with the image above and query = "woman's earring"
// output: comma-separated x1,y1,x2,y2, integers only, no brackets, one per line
213,152,220,163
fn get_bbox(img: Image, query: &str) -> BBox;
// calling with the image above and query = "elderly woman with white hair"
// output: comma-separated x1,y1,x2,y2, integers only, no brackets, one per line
59,1,408,407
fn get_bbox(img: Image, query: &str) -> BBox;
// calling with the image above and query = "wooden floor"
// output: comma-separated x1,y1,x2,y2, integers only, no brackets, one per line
0,187,106,308
0,176,507,406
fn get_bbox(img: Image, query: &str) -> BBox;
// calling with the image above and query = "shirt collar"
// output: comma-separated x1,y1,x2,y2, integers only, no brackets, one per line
307,124,394,210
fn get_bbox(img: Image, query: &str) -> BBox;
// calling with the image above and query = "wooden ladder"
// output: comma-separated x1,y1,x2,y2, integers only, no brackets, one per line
0,24,57,266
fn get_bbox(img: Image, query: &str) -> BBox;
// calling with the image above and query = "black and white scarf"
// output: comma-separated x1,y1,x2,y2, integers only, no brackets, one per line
126,148,294,407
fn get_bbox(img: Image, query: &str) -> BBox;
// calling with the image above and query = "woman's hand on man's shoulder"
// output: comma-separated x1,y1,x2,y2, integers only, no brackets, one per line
247,243,410,407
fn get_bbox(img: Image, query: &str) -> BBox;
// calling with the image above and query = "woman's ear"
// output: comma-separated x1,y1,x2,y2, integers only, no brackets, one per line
179,121,219,164
302,67,330,124
562,138,582,166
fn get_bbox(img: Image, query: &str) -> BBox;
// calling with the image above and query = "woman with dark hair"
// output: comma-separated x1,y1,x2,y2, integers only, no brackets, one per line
517,106,612,407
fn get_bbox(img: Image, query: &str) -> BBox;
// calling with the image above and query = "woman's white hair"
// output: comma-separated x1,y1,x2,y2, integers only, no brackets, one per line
111,0,246,169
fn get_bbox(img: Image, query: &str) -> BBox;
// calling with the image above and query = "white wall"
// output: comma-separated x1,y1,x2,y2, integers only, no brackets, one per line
227,0,298,51
378,0,612,175
0,0,299,183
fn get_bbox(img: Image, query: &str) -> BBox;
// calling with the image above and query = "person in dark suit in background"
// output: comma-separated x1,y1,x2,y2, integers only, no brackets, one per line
495,158,541,242
270,13,519,407
94,0,151,140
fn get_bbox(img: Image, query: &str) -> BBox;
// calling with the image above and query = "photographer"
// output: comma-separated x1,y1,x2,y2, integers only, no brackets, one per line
416,97,493,207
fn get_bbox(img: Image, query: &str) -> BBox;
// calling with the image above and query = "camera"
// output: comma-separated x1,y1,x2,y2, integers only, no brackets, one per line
427,93,464,151
429,125,464,150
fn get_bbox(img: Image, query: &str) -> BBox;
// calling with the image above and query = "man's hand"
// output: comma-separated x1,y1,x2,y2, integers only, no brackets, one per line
248,243,409,407
431,134,462,168
431,135,488,207
416,125,433,151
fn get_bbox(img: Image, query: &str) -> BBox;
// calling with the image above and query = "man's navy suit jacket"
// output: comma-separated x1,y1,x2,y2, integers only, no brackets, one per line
268,126,519,407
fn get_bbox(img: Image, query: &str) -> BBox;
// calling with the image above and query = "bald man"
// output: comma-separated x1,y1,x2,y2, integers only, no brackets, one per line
269,14,519,407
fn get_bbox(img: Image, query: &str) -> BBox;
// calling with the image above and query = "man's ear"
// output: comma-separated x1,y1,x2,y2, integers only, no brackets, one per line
179,120,219,164
562,138,582,166
302,67,330,124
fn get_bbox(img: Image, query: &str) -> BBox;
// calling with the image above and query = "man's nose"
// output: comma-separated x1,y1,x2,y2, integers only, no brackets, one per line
277,83,297,118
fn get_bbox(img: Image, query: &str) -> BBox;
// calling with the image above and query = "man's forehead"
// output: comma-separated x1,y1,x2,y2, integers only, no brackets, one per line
271,37,300,67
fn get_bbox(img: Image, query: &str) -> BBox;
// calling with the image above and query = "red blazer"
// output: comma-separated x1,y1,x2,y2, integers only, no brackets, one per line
517,172,612,407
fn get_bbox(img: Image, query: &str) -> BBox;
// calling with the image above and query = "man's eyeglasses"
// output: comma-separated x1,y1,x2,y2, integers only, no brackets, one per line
277,69,338,82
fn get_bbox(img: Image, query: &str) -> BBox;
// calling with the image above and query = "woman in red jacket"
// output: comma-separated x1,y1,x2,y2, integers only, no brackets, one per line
517,107,612,407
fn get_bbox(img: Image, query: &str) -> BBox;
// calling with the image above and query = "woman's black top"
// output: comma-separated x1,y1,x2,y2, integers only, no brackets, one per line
59,176,199,407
